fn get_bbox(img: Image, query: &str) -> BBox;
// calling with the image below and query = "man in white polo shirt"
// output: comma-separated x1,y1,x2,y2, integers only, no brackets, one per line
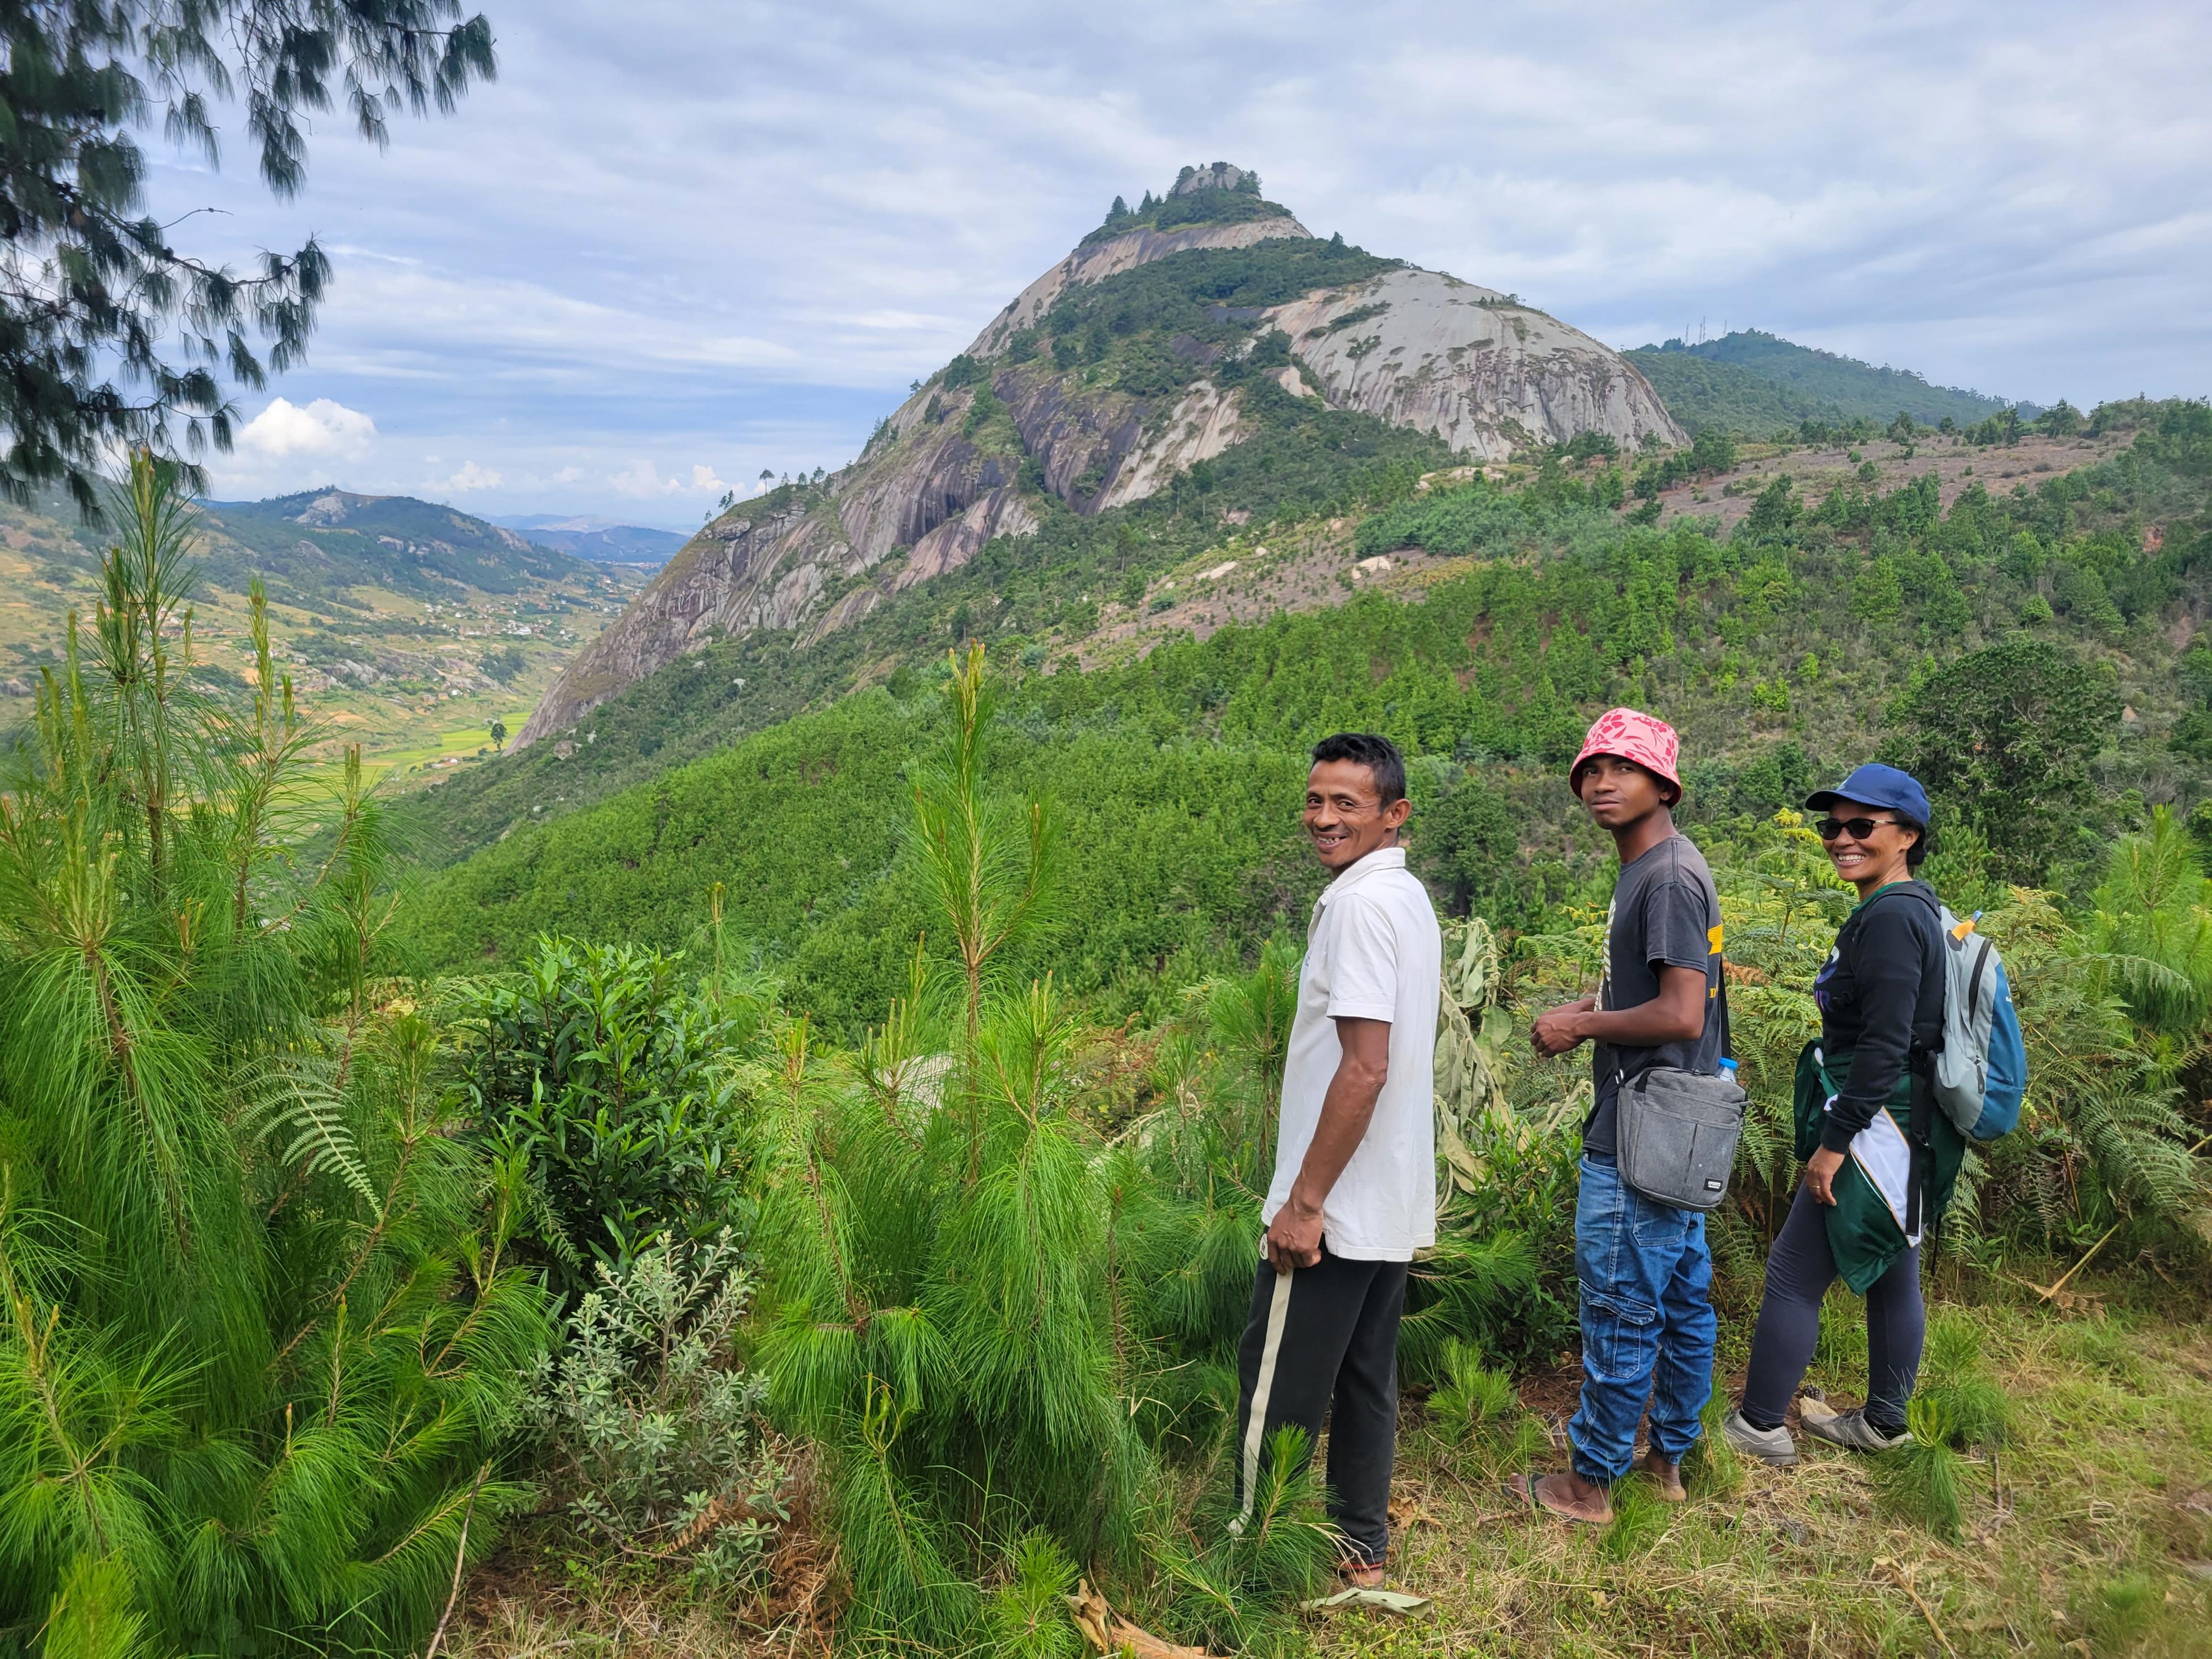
1231,732,1442,1587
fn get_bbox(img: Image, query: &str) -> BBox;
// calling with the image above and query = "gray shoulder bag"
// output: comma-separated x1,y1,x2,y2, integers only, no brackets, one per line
1615,967,1746,1212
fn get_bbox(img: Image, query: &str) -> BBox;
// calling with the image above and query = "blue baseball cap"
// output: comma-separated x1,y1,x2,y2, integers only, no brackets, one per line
1805,763,1931,828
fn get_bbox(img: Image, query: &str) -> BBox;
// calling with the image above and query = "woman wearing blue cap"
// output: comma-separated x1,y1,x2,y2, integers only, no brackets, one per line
1724,764,1963,1463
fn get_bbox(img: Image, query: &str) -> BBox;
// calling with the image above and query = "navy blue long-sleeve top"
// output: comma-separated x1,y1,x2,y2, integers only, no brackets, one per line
1812,881,1945,1152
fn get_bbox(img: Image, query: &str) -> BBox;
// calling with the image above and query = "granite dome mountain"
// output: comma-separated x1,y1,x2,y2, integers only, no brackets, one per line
518,164,1681,748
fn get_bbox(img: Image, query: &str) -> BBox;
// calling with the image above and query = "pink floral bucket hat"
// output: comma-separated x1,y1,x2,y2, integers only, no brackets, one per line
1569,707,1682,800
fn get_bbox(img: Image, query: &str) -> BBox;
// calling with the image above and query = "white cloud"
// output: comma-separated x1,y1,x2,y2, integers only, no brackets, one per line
236,397,377,461
607,459,734,498
608,460,677,498
445,461,503,492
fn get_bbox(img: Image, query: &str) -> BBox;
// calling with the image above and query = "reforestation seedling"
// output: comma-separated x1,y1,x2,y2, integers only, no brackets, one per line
744,646,1381,1654
0,452,551,1650
1871,1312,2013,1541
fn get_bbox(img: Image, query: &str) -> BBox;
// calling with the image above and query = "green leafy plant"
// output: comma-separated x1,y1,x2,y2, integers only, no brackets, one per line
455,936,766,1302
1598,1473,1670,1561
520,1231,785,1587
1421,1337,1550,1478
1154,1428,1338,1655
1872,1395,1970,1540
983,1530,1084,1659
1682,1387,1743,1500
1872,1312,2011,1541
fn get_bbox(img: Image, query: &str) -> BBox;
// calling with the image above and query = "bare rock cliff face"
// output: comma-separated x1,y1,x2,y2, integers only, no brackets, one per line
1269,269,1682,457
516,398,1039,747
518,173,1684,749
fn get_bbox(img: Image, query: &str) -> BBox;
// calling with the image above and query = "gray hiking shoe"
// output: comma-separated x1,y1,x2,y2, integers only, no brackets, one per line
1800,1399,1911,1452
1721,1408,1798,1467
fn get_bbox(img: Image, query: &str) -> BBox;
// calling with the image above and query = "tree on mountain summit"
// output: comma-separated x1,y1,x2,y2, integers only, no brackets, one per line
0,2,498,517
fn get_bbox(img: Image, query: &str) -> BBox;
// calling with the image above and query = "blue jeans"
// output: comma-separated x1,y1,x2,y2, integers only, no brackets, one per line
1568,1153,1717,1482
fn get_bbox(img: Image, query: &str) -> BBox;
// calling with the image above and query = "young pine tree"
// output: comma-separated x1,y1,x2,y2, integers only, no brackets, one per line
0,453,550,1653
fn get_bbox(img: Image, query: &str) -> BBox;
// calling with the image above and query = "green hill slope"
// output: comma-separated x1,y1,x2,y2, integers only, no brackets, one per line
205,488,587,601
388,364,1459,863
0,487,641,776
397,404,2212,1029
1625,349,1851,435
1629,329,2020,435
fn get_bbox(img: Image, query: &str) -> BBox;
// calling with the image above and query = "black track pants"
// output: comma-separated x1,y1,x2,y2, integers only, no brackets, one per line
1230,1246,1408,1565
1740,1182,1924,1434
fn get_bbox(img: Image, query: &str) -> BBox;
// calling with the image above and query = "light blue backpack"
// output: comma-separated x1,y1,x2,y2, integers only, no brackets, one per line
1927,902,2028,1141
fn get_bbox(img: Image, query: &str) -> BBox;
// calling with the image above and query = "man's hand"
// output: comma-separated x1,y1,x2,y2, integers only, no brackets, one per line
1804,1145,1846,1207
1264,1195,1324,1273
1531,995,1597,1057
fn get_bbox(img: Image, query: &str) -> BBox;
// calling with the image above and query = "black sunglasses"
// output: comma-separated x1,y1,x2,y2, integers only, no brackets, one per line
1816,816,1904,841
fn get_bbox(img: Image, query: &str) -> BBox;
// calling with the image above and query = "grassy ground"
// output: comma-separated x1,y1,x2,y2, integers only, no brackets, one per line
446,1262,2211,1659
1334,1287,2212,1658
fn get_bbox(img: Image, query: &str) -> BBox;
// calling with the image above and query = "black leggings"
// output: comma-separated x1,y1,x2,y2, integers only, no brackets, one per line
1740,1183,1923,1434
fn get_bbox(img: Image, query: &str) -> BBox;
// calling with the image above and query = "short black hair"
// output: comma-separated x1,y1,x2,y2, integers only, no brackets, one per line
1905,822,1932,869
1310,732,1407,805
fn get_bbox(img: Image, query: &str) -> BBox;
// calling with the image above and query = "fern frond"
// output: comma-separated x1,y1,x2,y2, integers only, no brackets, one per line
233,1052,379,1213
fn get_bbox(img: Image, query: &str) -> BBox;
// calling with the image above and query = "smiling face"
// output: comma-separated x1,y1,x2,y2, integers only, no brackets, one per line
1820,796,1919,890
1304,758,1411,873
1572,753,1672,832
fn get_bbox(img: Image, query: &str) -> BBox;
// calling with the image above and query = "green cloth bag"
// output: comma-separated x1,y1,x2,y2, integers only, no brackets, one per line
1792,1040,1963,1294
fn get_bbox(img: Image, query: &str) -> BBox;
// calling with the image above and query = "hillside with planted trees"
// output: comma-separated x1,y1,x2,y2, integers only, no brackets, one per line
2,56,2209,1654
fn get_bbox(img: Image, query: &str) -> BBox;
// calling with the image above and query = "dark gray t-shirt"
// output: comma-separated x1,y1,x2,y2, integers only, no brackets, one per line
1584,833,1725,1157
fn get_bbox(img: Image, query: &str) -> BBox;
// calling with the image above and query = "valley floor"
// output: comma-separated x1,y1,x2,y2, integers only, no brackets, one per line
448,1271,2212,1659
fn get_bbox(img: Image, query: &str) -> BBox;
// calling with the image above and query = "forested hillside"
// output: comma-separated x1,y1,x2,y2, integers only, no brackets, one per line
14,439,2212,1659
398,400,2212,1035
1628,329,2021,435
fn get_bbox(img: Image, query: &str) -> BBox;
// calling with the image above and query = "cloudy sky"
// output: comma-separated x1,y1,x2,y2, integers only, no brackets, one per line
163,0,2211,526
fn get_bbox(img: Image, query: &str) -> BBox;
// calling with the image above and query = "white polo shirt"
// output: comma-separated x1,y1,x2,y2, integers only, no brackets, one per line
1262,844,1443,1261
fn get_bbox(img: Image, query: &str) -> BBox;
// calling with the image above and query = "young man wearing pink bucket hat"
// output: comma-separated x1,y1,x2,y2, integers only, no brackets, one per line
1518,708,1725,1524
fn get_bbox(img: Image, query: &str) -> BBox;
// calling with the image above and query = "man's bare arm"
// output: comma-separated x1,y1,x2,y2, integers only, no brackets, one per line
1265,1015,1391,1272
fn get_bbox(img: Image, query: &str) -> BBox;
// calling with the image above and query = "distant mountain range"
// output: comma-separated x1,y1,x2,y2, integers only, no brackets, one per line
489,513,686,566
1624,330,2034,436
202,488,589,602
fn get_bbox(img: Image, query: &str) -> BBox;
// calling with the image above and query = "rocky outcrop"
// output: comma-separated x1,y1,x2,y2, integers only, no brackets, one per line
1171,162,1255,196
518,411,1026,745
516,499,816,745
1268,269,1682,457
1096,380,1244,509
518,166,1689,749
896,487,1038,590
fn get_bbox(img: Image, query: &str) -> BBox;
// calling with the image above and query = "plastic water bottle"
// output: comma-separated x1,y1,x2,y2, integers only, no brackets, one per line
1718,1058,1740,1078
